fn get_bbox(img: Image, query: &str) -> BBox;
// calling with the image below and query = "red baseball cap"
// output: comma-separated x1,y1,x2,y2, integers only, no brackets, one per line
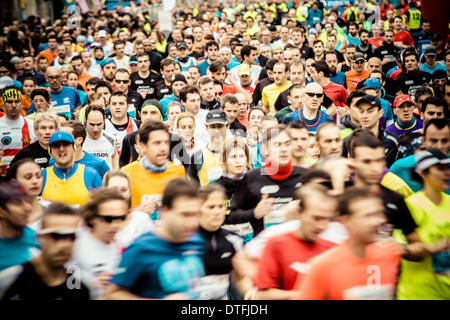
393,94,414,108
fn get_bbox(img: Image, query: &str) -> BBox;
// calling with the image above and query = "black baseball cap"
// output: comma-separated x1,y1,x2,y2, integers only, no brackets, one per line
355,95,381,108
176,41,188,50
206,109,228,125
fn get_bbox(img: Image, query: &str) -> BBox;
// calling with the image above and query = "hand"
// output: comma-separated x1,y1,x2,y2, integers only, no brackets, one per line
326,104,337,117
114,140,121,153
337,106,349,118
254,194,275,219
428,238,450,254
136,198,157,214
95,272,113,288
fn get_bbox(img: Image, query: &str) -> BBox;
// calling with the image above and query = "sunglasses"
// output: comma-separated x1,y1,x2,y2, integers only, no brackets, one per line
38,229,77,241
305,92,323,98
96,214,128,223
115,79,129,84
354,60,365,65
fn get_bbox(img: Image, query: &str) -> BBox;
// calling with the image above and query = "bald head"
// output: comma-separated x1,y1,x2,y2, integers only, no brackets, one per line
305,82,323,93
367,57,382,73
46,66,62,91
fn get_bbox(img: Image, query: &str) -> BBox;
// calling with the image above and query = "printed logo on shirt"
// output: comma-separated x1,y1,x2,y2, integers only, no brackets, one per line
1,136,12,145
260,185,280,194
63,97,71,103
35,157,48,164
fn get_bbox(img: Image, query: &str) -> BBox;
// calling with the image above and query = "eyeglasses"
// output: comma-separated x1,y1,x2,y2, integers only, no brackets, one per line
354,60,365,65
47,76,61,80
305,92,323,98
115,79,129,84
38,229,77,241
96,214,128,223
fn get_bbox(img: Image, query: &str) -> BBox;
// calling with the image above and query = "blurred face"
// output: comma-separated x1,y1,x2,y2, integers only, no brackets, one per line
137,55,150,73
177,117,195,140
220,51,232,63
353,146,386,186
0,196,33,228
36,119,56,147
162,63,175,83
71,59,83,75
372,26,381,37
422,22,430,33
94,48,104,60
115,44,125,58
23,57,34,71
345,47,356,62
318,126,343,158
423,125,450,153
86,110,104,140
206,123,227,145
207,45,219,61
223,102,239,123
262,31,272,44
303,86,324,111
239,73,251,87
110,96,128,120
3,97,22,120
289,87,303,110
86,84,96,98
67,73,79,89
48,38,58,50
420,164,450,191
38,214,80,268
50,141,75,169
349,25,357,36
178,47,188,59
115,72,130,93
140,107,162,122
394,18,403,30
102,63,116,81
405,55,418,72
327,36,337,49
344,198,386,244
33,95,49,113
289,128,308,159
384,31,394,44
163,196,203,243
15,162,43,197
357,103,383,129
213,67,227,84
167,105,182,125
313,42,324,57
422,104,445,123
394,102,414,124
305,59,315,76
106,176,131,200
268,131,292,167
81,51,91,65
38,59,48,72
96,87,111,106
22,80,35,97
140,130,170,166
289,65,305,85
46,68,62,91
188,67,200,84
200,81,215,102
90,199,129,243
200,191,226,232
354,59,366,73
325,53,338,74
249,109,264,128
299,195,337,243
367,58,382,73
184,93,201,115
193,27,203,42
360,32,369,45
247,49,259,65
283,50,294,65
272,49,283,61
280,27,289,41
273,64,287,85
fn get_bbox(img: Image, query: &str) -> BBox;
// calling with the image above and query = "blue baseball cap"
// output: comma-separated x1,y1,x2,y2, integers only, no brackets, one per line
100,58,116,69
49,131,75,147
364,78,381,91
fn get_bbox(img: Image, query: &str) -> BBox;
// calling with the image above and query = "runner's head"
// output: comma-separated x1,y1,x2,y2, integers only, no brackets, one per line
198,183,227,232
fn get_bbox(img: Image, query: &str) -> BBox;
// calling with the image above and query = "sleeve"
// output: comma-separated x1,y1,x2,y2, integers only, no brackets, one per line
188,151,203,183
281,113,294,125
406,32,414,46
74,90,81,108
99,160,110,178
291,259,326,300
84,167,103,191
40,168,48,196
261,88,269,107
110,244,146,290
255,239,281,289
393,196,418,236
119,135,132,168
228,174,259,224
252,82,263,107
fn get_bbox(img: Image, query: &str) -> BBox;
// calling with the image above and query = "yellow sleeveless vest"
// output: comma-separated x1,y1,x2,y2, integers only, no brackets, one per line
42,164,90,206
198,148,223,187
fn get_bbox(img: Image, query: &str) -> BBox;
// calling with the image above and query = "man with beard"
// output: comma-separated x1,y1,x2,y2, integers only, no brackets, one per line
325,51,347,88
100,59,117,88
346,23,360,47
52,44,70,68
356,29,374,61
345,53,369,92
374,30,402,75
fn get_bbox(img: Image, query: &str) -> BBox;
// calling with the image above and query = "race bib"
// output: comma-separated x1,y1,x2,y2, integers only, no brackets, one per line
53,104,71,114
264,197,293,228
343,284,395,300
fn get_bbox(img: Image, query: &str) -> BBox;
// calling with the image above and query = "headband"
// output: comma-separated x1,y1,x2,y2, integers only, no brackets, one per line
141,104,163,120
2,87,21,105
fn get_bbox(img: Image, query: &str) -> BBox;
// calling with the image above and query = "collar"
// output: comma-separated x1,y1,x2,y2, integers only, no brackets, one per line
395,117,417,131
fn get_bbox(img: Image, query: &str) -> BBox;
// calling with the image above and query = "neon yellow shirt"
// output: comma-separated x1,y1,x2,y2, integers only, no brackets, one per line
262,81,292,114
397,191,450,300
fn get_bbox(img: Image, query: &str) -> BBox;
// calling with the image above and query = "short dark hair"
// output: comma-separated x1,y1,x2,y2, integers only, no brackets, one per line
162,178,199,209
287,121,308,132
41,203,79,229
31,88,50,102
86,77,101,87
289,83,304,96
180,85,200,102
70,55,83,63
338,187,381,216
266,58,279,71
209,61,227,73
312,61,330,78
6,158,38,181
240,45,257,60
206,40,220,52
95,81,112,93
359,29,370,37
414,85,433,101
109,91,127,104
424,118,449,137
113,40,125,48
422,96,443,114
313,39,323,47
346,89,366,107
348,129,384,158
85,105,105,121
138,120,169,145
160,58,176,70
221,93,239,108
60,120,87,146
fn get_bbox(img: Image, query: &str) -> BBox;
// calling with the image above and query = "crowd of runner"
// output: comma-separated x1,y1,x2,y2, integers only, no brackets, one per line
0,0,449,300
